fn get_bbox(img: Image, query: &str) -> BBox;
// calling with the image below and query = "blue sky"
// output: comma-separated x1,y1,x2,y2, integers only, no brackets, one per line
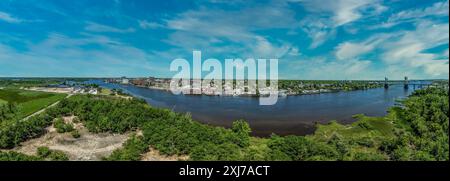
0,0,448,80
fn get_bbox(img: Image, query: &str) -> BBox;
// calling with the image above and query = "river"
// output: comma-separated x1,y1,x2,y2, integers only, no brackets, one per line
90,80,426,137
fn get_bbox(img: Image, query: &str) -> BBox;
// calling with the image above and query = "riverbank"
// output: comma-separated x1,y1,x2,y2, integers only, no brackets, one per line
1,87,447,161
94,80,417,136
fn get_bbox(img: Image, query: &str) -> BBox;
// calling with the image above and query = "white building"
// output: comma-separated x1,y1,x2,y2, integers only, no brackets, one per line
88,89,98,95
121,77,129,84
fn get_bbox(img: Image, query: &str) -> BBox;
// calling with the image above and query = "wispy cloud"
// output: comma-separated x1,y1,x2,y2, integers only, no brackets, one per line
334,20,449,78
0,0,448,79
378,0,449,28
138,20,165,29
381,21,449,77
284,56,375,80
162,1,297,58
0,11,23,23
0,33,165,77
334,33,390,60
295,0,386,48
85,22,135,33
297,0,385,26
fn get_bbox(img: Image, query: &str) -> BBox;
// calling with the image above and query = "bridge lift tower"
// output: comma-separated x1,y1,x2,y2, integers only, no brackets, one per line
404,76,409,89
384,77,389,89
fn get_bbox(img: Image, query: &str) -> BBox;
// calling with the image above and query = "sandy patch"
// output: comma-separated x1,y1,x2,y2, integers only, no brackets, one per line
141,148,189,161
7,116,188,161
12,116,130,161
25,87,74,94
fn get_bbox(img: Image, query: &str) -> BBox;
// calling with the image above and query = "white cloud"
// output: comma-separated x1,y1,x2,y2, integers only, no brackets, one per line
392,1,448,22
251,36,291,58
0,11,23,23
296,0,386,48
285,56,375,79
378,0,449,29
165,4,296,41
300,17,336,48
288,47,301,56
334,34,389,60
166,13,251,41
346,59,372,75
331,19,449,79
138,20,164,29
0,33,165,77
333,1,373,26
298,0,384,26
443,48,449,58
380,21,449,78
85,22,135,33
163,2,297,58
422,59,449,77
335,42,374,60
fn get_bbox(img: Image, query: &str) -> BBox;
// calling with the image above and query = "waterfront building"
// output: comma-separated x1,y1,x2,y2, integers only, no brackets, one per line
121,77,129,84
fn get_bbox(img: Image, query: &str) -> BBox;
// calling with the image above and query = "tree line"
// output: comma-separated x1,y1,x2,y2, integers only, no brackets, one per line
1,87,448,161
0,112,53,149
50,87,449,161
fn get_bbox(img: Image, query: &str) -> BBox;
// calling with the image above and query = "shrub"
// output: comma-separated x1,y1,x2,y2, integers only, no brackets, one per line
54,118,74,133
231,120,251,147
104,135,148,161
37,146,51,157
72,117,80,123
0,113,53,149
47,150,69,161
0,151,42,161
36,146,69,161
71,130,80,138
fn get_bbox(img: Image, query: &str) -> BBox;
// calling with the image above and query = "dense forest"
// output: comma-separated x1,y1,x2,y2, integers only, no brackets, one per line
1,87,448,161
0,110,54,149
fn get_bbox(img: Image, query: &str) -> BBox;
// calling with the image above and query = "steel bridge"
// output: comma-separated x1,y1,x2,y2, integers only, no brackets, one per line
373,76,443,89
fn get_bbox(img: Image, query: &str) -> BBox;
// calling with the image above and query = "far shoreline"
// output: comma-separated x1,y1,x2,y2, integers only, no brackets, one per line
120,82,380,98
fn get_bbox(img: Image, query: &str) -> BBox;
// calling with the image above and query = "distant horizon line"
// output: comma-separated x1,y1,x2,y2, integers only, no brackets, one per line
0,76,448,81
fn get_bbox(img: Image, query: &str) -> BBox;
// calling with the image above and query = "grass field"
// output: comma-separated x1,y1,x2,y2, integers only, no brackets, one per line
307,114,395,158
0,99,7,105
0,79,61,88
100,88,112,95
312,115,394,140
0,89,67,119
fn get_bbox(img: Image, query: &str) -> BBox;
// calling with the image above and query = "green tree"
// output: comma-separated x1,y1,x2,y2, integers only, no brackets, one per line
231,120,251,147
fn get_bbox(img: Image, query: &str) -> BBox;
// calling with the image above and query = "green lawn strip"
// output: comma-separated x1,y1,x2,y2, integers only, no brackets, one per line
0,89,53,103
17,93,67,119
100,88,112,95
308,114,395,149
310,120,349,141
0,99,7,105
316,116,394,138
0,89,67,119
